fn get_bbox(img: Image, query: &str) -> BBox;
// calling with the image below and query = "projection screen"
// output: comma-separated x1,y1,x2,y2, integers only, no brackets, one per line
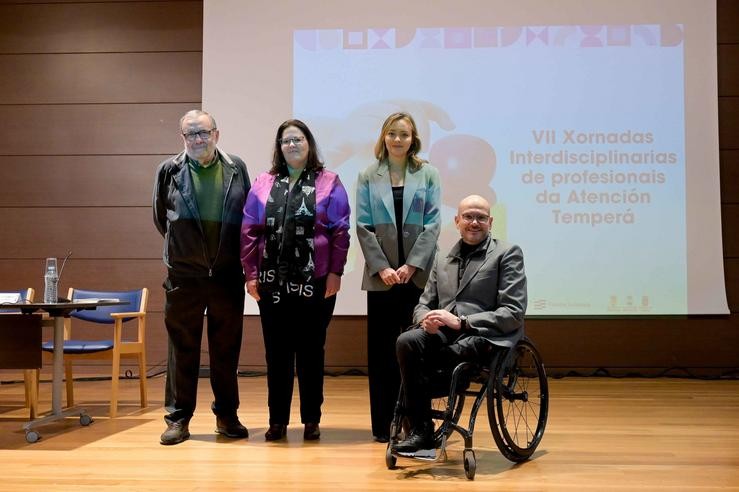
203,0,727,315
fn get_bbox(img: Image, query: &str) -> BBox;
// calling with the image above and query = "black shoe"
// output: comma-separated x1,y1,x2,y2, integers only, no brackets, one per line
265,423,287,441
303,422,320,441
160,420,190,445
373,434,390,443
392,422,434,453
215,415,249,439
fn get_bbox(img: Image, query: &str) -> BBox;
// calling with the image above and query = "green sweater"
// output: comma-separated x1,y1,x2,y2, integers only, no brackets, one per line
187,155,225,262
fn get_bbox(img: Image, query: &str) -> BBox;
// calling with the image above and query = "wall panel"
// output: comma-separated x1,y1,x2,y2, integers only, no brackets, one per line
726,258,739,311
0,156,161,207
718,44,739,97
722,204,739,257
0,53,202,104
0,2,202,54
718,0,739,44
0,104,192,155
525,316,739,373
0,207,160,258
720,150,739,203
719,97,739,150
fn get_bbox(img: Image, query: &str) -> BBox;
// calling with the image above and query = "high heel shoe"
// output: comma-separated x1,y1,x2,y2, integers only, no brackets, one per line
303,422,320,441
265,423,287,441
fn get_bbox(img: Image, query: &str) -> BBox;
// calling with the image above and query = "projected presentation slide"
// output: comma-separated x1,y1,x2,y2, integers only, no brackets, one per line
203,0,727,316
293,25,685,315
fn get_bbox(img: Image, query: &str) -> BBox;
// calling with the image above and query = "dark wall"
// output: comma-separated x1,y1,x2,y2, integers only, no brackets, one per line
0,0,736,377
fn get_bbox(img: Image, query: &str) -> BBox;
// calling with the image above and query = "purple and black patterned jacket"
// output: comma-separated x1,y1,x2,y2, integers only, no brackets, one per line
240,169,351,282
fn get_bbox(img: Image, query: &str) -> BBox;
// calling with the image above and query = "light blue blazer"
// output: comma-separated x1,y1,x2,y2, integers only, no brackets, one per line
356,160,442,291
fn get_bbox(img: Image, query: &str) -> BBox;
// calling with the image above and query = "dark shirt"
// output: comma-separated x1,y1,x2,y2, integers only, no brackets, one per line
392,186,406,266
456,236,490,284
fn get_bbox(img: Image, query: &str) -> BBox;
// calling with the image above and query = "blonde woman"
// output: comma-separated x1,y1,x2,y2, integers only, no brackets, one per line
355,112,441,442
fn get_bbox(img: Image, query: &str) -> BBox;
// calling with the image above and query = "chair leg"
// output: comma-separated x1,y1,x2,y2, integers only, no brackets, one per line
64,360,74,407
138,353,148,409
110,351,120,418
24,369,39,420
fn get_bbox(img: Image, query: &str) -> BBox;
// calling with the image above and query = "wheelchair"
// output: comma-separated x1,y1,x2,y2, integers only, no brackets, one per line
385,336,549,480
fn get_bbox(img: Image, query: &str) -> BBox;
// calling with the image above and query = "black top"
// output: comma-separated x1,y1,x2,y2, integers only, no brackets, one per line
392,186,406,266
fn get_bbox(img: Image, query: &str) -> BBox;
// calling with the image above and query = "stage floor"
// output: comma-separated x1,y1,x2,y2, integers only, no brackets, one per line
0,375,737,490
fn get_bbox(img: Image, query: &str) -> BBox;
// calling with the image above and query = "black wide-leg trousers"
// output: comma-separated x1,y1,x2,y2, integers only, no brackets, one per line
367,283,423,438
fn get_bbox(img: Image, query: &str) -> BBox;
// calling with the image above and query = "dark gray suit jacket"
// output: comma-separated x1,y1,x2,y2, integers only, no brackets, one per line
413,236,527,348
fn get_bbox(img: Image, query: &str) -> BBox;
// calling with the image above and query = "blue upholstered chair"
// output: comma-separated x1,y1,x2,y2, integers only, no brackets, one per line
0,288,39,419
40,287,149,417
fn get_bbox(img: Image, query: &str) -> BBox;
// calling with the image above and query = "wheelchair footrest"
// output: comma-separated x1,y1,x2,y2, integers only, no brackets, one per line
391,434,448,463
395,448,437,460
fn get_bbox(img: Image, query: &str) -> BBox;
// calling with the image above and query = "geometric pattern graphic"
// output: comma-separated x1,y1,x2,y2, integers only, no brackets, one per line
473,27,498,47
580,25,604,47
501,26,523,46
294,30,318,51
343,30,366,50
395,28,417,48
318,29,341,50
526,27,549,46
368,28,393,49
444,28,472,48
551,26,578,47
296,25,684,51
633,25,658,46
660,24,684,47
607,25,631,46
418,28,442,48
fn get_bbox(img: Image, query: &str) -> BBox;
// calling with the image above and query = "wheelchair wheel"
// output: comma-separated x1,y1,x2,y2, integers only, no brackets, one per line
385,443,397,469
463,449,476,480
488,338,549,462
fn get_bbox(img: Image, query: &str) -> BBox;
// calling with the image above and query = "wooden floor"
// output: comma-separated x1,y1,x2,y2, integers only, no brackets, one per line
0,375,737,491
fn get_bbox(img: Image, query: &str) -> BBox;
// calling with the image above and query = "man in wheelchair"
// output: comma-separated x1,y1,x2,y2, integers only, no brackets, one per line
393,194,527,454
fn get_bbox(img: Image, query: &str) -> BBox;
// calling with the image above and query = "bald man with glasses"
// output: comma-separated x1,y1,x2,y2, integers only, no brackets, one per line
393,194,528,454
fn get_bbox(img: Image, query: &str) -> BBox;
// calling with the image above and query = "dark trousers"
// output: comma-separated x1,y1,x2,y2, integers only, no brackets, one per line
396,327,500,428
164,339,175,413
163,272,245,424
367,283,423,438
257,278,336,425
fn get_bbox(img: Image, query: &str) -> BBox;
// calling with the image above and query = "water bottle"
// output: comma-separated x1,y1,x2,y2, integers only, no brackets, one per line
44,257,59,303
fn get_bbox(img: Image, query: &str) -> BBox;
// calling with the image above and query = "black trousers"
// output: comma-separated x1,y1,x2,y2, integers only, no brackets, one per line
396,327,501,428
257,278,336,425
164,340,175,413
163,272,245,424
367,283,423,438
